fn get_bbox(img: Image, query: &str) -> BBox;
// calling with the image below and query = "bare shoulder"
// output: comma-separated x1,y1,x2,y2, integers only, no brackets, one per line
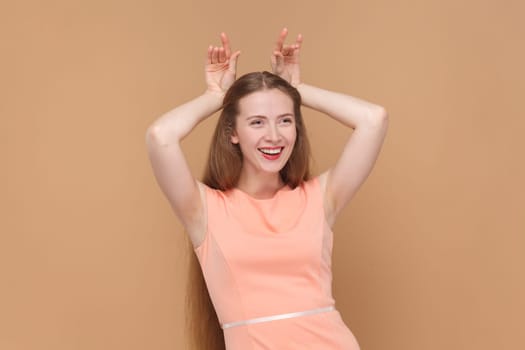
185,181,209,249
317,171,329,194
317,171,337,227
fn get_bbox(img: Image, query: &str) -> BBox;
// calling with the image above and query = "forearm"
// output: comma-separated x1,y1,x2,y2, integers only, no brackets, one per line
146,91,224,145
297,83,387,129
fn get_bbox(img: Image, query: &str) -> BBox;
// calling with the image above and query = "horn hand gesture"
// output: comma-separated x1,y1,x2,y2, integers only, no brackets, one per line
205,32,241,95
270,28,302,87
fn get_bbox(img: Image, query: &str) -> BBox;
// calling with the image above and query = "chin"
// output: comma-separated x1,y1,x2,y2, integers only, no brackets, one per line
259,160,289,175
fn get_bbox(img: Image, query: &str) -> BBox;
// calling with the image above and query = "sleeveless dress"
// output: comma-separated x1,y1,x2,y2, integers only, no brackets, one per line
194,177,361,349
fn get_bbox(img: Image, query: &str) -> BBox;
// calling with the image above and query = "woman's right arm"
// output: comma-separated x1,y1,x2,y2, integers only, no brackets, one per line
145,33,240,245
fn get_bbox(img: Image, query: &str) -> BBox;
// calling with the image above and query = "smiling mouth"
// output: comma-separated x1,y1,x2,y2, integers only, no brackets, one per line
258,147,284,160
258,147,284,155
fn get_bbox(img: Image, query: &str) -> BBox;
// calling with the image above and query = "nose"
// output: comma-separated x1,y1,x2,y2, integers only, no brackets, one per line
265,123,282,143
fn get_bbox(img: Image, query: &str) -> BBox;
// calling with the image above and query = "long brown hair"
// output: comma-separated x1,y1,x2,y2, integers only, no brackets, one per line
186,71,312,349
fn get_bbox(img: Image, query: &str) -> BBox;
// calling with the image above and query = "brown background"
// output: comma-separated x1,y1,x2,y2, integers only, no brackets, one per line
1,0,524,349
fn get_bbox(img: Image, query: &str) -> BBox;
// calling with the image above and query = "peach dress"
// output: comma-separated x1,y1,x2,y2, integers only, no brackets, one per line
194,177,361,349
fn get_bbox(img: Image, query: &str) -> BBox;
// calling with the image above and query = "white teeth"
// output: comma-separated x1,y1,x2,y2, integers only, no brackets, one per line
259,148,282,155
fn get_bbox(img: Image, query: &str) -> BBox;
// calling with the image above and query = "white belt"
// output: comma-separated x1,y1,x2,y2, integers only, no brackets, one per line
221,306,335,329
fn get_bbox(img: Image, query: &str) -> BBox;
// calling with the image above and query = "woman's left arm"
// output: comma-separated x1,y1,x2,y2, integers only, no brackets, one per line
270,28,389,225
297,83,389,226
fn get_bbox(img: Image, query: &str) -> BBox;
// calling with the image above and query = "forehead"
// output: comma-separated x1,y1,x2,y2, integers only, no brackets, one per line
237,89,294,117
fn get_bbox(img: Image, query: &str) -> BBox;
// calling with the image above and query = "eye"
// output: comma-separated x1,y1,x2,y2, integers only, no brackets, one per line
249,119,263,126
280,117,294,124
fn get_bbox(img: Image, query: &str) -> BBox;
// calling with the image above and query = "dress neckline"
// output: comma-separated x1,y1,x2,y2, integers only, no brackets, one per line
230,185,293,201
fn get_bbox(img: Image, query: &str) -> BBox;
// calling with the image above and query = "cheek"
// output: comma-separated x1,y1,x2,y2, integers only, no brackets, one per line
288,128,298,144
289,130,299,152
232,129,249,146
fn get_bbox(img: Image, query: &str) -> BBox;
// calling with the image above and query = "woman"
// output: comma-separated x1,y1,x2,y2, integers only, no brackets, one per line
146,28,388,349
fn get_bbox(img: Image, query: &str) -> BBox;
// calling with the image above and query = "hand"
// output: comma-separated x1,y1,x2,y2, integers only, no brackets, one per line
270,28,302,87
205,32,241,95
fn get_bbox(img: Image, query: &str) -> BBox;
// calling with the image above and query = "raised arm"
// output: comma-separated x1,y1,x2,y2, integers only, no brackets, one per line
145,33,240,246
271,28,389,226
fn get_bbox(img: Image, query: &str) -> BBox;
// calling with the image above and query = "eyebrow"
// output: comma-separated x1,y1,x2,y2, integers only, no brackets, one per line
245,113,294,120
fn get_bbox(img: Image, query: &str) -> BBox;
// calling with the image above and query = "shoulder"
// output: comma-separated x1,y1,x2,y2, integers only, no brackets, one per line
290,176,324,206
302,174,325,196
317,172,329,194
196,182,235,222
316,171,337,227
189,181,228,249
198,182,229,204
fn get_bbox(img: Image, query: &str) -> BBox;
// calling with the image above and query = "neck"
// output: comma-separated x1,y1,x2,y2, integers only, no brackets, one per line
236,171,285,199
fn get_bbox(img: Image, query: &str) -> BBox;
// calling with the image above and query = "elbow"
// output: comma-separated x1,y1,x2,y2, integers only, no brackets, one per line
145,124,161,145
146,123,161,139
367,106,388,128
374,106,388,122
145,123,177,147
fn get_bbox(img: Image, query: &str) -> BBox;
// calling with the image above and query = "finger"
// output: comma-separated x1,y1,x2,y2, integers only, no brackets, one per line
272,51,284,71
293,45,301,60
211,46,219,64
296,33,303,49
270,50,279,68
228,50,241,74
207,45,213,64
273,27,288,52
221,32,232,57
218,47,226,62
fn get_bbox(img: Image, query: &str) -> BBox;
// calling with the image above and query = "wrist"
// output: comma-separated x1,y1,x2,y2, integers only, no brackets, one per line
202,90,225,111
289,74,303,88
204,89,225,100
295,83,314,107
294,81,305,90
295,82,308,97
